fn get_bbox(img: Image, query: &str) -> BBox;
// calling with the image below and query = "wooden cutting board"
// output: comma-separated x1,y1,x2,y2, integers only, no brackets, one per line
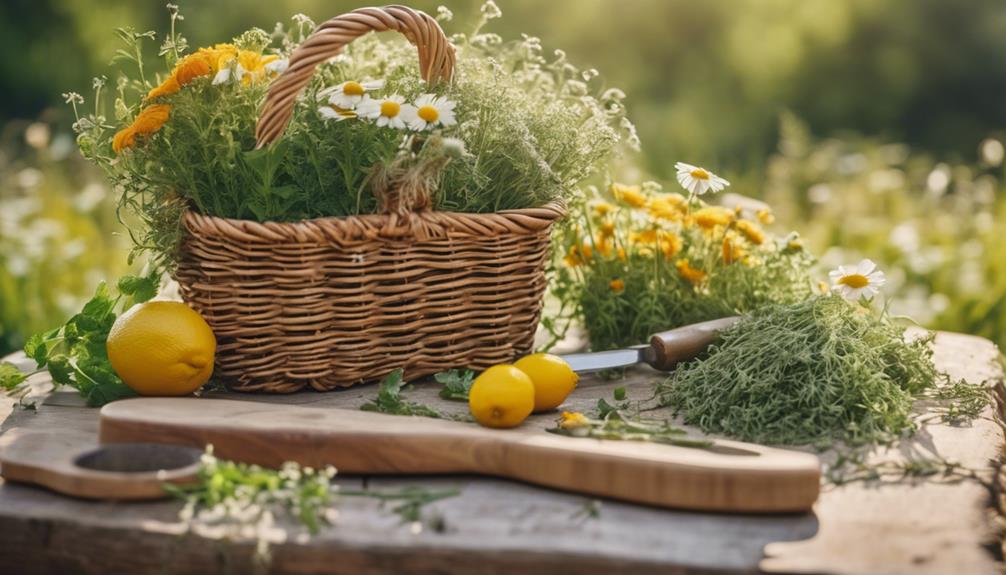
99,397,821,513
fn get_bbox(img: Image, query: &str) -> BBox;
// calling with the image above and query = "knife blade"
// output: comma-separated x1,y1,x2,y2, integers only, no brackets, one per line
560,316,741,373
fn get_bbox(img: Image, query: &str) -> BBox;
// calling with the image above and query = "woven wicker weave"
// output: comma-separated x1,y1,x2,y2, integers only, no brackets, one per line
174,5,565,392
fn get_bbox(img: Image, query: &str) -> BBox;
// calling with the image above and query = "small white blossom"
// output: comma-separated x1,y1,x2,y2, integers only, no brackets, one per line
357,94,416,130
674,162,729,196
435,6,453,22
481,0,502,20
264,58,289,75
407,94,457,131
319,79,385,109
829,259,887,301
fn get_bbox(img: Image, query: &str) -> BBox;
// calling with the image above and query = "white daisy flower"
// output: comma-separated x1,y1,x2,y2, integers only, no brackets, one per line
319,80,385,109
212,63,247,85
264,58,289,76
318,105,357,122
675,162,730,196
407,94,457,131
356,94,416,130
829,259,887,301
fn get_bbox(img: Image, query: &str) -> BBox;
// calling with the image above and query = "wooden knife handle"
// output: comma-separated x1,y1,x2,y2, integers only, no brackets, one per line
643,316,741,371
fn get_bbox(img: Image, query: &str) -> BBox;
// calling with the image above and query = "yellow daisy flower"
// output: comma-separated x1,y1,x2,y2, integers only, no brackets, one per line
609,278,625,293
735,220,766,245
592,201,615,216
722,234,746,265
675,259,707,286
689,206,734,230
756,208,775,225
559,411,591,430
610,182,647,208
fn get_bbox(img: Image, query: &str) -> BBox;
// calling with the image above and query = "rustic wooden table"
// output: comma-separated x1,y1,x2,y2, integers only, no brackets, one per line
0,331,1003,575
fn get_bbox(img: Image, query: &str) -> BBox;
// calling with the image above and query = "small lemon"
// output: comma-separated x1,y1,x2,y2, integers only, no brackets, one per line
514,353,579,413
468,365,535,428
107,301,216,396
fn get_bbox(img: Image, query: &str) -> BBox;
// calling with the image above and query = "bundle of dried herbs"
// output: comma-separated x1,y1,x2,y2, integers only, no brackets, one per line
657,294,942,446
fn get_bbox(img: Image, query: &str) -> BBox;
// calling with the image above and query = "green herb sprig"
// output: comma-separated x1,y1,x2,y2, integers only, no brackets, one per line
360,369,443,418
2,273,159,407
658,294,941,446
435,369,475,401
549,406,713,449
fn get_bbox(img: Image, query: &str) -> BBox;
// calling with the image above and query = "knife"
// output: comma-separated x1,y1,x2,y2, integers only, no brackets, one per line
560,316,741,373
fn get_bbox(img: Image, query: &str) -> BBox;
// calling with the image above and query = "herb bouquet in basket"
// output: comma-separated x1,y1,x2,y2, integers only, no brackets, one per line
72,3,634,393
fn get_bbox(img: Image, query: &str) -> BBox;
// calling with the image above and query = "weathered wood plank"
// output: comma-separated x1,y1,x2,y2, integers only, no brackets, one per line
0,331,1002,574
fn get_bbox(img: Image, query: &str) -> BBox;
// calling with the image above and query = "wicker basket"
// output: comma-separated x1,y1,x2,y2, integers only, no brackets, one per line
174,5,565,393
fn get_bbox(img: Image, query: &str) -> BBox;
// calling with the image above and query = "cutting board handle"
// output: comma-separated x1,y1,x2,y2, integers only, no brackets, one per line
479,431,819,512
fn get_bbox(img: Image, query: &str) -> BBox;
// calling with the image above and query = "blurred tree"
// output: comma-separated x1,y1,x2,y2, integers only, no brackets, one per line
5,0,1006,183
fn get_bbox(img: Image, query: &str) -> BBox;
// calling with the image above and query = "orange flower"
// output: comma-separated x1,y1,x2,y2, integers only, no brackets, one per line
611,182,647,208
631,229,659,245
599,220,615,238
675,259,707,286
660,232,683,259
145,76,182,101
145,44,238,101
111,127,137,153
594,235,614,258
559,411,590,430
112,104,172,153
609,278,625,293
735,220,766,245
563,242,596,267
647,196,685,221
132,104,172,134
592,201,615,216
175,52,214,84
722,235,746,265
756,208,775,225
689,206,734,230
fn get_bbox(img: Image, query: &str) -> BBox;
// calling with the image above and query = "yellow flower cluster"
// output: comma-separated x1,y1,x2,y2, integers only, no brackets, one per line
113,44,282,153
564,181,777,291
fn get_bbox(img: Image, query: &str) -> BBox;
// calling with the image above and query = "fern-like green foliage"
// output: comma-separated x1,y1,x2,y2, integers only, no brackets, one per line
657,295,941,446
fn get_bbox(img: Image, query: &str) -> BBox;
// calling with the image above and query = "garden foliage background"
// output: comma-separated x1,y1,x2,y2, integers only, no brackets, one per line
0,0,1004,354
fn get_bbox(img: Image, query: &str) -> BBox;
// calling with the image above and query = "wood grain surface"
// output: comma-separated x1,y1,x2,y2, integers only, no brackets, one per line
0,331,1002,575
99,397,820,513
0,431,199,500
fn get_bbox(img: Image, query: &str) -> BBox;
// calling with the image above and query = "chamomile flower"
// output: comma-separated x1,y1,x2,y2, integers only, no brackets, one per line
829,259,887,301
356,94,416,130
318,105,356,122
320,80,385,109
675,162,730,196
264,58,289,76
408,94,457,131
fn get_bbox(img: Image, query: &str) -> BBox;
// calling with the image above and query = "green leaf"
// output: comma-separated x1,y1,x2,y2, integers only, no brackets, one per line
23,332,49,367
85,379,136,407
435,369,475,401
117,274,158,304
0,363,27,391
613,386,627,401
46,355,74,387
360,369,442,418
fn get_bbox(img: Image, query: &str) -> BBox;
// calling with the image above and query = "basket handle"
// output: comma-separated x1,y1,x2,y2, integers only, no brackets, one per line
255,5,455,148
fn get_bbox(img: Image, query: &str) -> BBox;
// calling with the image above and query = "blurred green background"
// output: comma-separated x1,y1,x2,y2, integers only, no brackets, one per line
1,0,1004,354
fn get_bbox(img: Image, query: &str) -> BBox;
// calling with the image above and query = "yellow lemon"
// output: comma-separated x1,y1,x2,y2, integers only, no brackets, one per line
468,365,535,428
514,353,579,413
106,301,216,396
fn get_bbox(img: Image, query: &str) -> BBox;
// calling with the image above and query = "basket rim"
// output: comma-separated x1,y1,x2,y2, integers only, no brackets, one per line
181,200,567,244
